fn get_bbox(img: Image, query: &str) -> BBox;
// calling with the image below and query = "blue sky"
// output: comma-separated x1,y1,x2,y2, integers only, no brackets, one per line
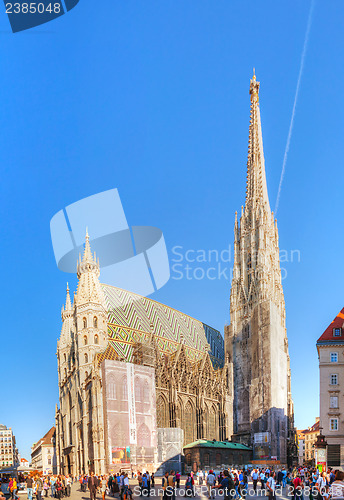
0,0,343,460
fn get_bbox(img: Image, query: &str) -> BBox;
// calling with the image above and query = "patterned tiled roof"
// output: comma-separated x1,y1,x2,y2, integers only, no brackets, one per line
184,439,252,450
317,308,344,343
101,284,224,367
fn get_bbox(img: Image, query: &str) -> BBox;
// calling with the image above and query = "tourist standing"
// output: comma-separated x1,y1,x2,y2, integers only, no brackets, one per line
141,475,148,498
88,472,98,500
35,476,43,500
66,475,72,497
167,471,176,500
266,472,276,500
51,475,57,497
206,470,216,499
137,472,142,497
331,470,344,499
252,470,258,492
26,476,34,500
100,475,107,500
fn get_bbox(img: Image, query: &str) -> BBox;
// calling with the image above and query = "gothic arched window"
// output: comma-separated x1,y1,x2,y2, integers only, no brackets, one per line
143,381,150,401
84,335,88,346
184,401,195,445
94,334,99,345
64,353,67,362
157,396,168,428
122,377,128,400
85,371,88,379
108,382,116,400
84,353,88,364
135,379,142,401
208,406,217,441
83,317,87,329
93,316,98,328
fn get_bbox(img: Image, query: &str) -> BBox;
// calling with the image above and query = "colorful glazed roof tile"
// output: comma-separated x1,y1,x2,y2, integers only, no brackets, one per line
100,284,224,367
184,439,252,450
317,307,344,343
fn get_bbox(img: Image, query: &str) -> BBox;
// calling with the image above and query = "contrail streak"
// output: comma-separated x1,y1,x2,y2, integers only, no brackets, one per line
274,0,315,215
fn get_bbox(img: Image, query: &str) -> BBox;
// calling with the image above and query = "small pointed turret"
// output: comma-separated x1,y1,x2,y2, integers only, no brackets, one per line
61,283,73,321
65,283,72,311
77,230,99,278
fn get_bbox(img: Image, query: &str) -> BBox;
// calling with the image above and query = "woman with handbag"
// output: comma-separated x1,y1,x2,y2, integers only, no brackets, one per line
100,475,107,500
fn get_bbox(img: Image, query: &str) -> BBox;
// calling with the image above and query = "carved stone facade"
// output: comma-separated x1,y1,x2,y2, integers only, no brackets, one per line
56,234,233,475
224,74,295,465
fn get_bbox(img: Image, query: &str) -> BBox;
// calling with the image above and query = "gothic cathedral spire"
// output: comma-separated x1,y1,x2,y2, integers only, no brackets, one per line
225,74,293,465
245,72,270,215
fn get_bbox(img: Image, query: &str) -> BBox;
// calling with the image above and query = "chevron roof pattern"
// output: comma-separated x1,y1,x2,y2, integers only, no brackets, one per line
101,284,224,367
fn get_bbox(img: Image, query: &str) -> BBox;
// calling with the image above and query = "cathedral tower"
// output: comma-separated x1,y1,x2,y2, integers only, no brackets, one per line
225,73,293,464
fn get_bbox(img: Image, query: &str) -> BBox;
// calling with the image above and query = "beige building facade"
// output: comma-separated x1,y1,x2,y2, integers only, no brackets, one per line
317,308,344,467
225,73,295,465
302,419,319,465
31,427,57,474
297,429,305,466
0,424,18,469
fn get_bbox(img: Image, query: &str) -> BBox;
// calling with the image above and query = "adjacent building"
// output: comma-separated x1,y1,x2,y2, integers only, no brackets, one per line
296,429,305,465
225,73,295,464
183,440,252,471
31,427,57,474
317,308,344,467
302,419,320,465
0,424,19,469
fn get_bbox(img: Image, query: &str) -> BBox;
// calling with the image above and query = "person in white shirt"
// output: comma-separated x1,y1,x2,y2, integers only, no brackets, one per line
251,470,259,492
331,470,344,500
266,472,276,500
206,470,216,499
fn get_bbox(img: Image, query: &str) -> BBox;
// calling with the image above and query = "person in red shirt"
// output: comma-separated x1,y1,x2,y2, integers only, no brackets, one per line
293,475,303,500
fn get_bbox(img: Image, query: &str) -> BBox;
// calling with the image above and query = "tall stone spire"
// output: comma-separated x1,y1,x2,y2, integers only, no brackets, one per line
225,74,293,465
245,71,270,215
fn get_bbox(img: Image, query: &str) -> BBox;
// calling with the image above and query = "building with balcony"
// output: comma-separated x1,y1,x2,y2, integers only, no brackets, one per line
0,424,19,469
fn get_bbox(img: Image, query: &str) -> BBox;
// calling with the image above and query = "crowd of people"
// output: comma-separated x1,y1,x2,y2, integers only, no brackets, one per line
157,466,344,500
1,465,344,500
